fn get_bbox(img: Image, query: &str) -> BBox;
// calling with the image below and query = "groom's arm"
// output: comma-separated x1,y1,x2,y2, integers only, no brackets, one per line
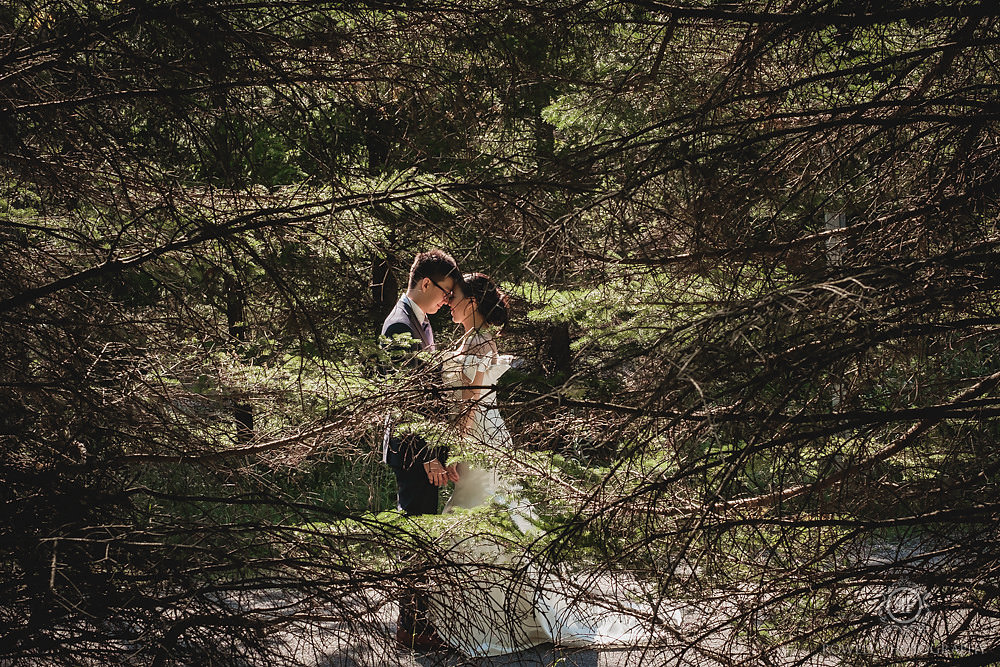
379,320,450,477
380,322,422,359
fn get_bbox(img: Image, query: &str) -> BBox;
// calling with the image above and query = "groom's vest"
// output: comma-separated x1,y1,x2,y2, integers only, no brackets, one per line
379,298,446,470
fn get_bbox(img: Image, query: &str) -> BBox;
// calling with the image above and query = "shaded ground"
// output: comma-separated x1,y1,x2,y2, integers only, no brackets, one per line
260,583,998,667
5,542,997,665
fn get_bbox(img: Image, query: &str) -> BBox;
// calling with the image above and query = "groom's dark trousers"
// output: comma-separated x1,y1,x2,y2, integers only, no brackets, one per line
384,434,438,639
389,438,440,515
379,297,447,639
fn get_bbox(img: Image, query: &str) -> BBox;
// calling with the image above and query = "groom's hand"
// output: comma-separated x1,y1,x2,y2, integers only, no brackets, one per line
423,459,449,487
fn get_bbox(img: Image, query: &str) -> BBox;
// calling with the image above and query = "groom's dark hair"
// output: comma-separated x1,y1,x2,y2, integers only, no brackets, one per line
408,249,460,289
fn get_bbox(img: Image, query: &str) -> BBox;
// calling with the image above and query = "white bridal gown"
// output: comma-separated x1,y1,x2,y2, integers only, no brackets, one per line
428,336,672,657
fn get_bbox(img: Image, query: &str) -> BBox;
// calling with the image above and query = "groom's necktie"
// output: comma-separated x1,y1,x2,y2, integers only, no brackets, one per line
421,319,435,351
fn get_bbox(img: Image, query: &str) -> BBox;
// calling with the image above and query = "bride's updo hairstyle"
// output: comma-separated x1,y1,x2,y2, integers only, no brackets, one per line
464,273,509,327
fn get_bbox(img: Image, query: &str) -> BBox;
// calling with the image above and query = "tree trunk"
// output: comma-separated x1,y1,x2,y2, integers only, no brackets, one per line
371,253,398,322
546,322,572,374
225,273,253,443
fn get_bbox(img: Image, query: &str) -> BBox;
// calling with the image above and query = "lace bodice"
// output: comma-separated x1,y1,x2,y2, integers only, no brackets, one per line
441,332,512,408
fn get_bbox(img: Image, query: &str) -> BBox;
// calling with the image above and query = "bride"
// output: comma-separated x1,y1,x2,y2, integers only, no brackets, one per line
427,273,668,657
440,273,517,518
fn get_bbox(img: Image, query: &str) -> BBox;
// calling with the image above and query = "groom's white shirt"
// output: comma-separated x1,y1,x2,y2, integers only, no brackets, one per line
401,295,427,326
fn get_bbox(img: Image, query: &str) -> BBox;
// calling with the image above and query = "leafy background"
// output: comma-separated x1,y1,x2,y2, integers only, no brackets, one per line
2,1,1000,664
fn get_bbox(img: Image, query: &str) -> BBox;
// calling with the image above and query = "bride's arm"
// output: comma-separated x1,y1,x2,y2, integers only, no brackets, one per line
457,336,491,436
458,367,486,436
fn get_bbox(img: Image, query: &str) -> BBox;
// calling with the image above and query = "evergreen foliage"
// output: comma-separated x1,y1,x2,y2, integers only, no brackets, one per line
2,1,999,664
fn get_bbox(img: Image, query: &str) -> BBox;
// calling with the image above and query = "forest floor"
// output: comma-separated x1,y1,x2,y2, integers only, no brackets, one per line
247,580,996,667
230,536,996,666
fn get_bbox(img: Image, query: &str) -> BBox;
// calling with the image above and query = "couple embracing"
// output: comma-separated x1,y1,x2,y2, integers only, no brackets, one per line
378,249,667,657
379,250,509,516
379,249,512,649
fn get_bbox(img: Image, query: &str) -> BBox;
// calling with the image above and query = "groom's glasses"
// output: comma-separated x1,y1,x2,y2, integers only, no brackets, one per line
428,277,454,302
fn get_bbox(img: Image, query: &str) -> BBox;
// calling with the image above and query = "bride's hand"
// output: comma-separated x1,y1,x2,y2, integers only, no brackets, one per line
446,462,460,483
423,459,449,487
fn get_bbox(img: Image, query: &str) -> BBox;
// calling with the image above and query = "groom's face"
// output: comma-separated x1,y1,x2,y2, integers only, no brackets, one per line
420,274,456,315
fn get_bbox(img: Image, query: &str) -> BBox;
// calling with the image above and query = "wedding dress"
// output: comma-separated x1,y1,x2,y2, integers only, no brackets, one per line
427,333,672,657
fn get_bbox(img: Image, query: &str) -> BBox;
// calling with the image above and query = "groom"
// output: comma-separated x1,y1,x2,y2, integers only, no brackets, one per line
379,249,460,650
